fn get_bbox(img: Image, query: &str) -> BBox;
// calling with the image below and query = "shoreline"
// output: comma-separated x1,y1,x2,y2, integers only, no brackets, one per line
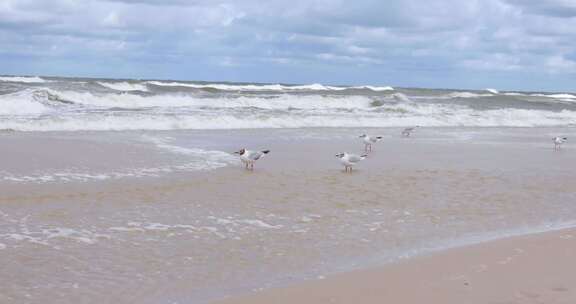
2,127,576,304
213,226,576,304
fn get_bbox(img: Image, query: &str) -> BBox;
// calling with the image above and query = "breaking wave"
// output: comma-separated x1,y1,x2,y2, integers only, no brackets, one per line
147,81,394,92
1,78,576,131
447,92,494,98
0,88,376,112
97,82,148,92
0,76,47,83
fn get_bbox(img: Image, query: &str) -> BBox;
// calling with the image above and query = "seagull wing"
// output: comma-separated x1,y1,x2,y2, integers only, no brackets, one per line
245,150,262,160
347,154,365,163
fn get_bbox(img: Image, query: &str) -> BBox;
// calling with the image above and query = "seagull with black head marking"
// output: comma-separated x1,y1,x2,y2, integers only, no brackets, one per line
233,148,270,170
335,152,367,173
553,137,567,150
359,134,383,152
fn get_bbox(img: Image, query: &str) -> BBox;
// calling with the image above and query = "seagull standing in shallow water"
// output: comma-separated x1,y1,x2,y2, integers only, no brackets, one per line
359,134,383,152
234,148,270,170
335,152,367,172
402,126,419,137
553,137,568,150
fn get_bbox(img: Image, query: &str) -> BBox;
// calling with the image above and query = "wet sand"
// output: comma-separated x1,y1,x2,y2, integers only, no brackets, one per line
1,127,575,303
214,227,576,304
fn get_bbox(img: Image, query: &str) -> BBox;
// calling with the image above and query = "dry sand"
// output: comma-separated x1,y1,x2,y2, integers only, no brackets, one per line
214,227,576,304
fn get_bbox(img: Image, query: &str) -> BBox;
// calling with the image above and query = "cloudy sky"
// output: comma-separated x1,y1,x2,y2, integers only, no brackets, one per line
0,0,575,91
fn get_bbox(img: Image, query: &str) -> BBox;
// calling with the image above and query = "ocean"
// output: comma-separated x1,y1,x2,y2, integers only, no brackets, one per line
1,75,576,132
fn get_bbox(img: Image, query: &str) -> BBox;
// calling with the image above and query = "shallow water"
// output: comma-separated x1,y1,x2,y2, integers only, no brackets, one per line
1,127,576,303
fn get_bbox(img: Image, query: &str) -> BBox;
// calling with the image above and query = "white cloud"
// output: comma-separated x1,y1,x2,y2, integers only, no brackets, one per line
0,0,575,90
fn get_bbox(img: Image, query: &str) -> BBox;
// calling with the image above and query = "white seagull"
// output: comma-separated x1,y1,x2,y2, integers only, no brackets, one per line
402,126,419,137
234,148,270,170
359,134,383,152
335,152,367,172
553,137,568,150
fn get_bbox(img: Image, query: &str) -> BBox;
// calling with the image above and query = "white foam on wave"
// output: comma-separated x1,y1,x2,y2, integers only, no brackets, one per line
148,81,393,92
0,136,236,184
549,93,576,99
392,92,411,102
139,134,237,164
3,103,576,131
500,92,576,100
0,89,51,115
485,88,499,94
448,92,493,98
0,154,234,183
199,95,373,110
97,81,148,92
2,89,375,111
148,81,336,91
532,93,576,100
0,76,46,83
352,85,394,91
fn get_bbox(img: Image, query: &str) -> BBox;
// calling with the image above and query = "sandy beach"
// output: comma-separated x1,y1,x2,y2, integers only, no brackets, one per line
214,227,576,304
1,127,576,303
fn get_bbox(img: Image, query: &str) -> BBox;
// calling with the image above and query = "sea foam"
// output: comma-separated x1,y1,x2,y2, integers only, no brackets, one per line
147,81,393,92
0,76,46,83
97,81,148,92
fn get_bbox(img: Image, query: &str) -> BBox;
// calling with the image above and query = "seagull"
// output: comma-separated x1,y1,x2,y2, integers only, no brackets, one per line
402,126,419,137
335,152,367,172
553,137,567,150
359,134,383,152
234,148,270,170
